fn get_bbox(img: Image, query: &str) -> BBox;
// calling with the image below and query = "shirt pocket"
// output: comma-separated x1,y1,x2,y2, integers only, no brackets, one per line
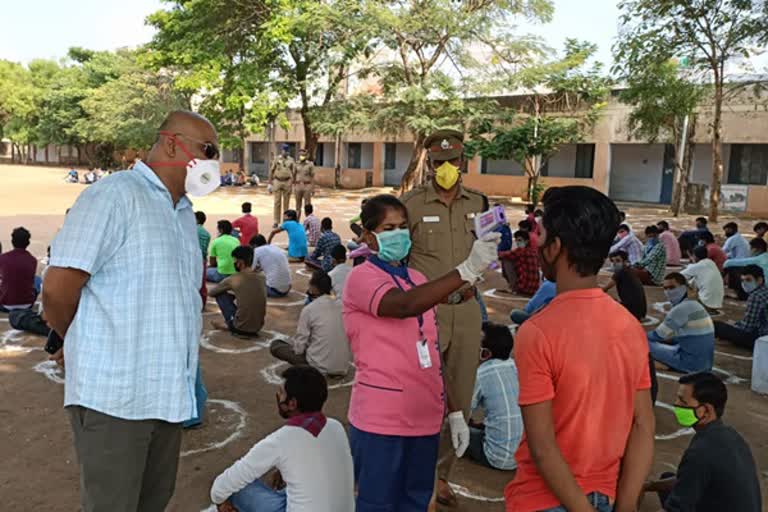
417,223,448,253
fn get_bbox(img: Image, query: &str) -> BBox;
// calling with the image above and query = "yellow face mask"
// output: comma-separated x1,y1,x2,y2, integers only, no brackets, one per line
434,161,460,190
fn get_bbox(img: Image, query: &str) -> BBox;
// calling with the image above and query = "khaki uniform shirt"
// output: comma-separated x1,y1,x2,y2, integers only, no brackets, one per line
402,183,488,280
270,155,295,181
295,160,315,183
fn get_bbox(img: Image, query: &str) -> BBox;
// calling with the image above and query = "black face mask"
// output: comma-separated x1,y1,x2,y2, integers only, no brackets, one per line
538,242,559,283
276,393,291,419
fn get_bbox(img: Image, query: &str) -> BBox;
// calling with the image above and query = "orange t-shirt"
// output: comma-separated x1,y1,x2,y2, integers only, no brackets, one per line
505,288,650,512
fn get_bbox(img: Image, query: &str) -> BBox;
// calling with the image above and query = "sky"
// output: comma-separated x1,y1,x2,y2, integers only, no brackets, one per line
1,0,622,67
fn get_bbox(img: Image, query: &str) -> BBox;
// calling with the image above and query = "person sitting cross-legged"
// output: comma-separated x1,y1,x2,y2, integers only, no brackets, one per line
328,245,352,299
232,202,260,248
498,230,540,296
713,264,768,350
305,218,341,272
723,237,768,301
207,220,240,283
698,231,727,272
0,227,39,312
657,221,681,266
303,204,322,247
681,245,724,312
631,225,667,286
642,372,762,512
270,271,351,376
250,235,292,298
465,323,523,472
610,224,644,264
602,249,647,321
210,366,355,512
209,246,267,336
647,272,714,373
269,209,308,263
678,216,710,257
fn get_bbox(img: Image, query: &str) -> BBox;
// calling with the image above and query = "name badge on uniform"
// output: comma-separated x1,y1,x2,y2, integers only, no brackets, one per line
466,212,477,220
423,216,440,223
417,340,432,369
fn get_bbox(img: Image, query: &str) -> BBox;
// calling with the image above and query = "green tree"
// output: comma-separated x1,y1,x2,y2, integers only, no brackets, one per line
615,0,766,221
617,60,704,216
0,60,37,162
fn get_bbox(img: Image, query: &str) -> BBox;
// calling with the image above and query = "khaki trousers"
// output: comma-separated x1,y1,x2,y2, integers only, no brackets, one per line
272,180,292,226
294,183,314,219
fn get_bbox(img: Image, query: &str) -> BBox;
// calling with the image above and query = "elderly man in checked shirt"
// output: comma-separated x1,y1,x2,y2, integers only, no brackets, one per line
43,111,217,512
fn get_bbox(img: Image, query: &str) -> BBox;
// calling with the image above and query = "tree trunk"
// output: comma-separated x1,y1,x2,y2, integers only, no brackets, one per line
45,145,49,164
334,132,342,189
400,135,428,193
239,136,246,171
671,116,696,217
76,145,82,165
11,143,16,163
300,110,318,158
708,80,724,222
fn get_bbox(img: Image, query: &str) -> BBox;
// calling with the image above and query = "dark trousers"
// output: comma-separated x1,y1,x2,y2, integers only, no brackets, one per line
215,293,259,336
67,405,182,512
714,320,758,350
350,424,439,512
726,267,749,300
269,340,308,366
466,426,493,469
657,472,676,508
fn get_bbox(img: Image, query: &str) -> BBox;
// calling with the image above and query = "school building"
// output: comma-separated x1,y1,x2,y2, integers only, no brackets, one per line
228,90,768,217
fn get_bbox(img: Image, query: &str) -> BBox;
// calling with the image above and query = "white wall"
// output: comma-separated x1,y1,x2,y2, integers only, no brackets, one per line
690,144,732,185
484,158,525,176
384,143,412,185
609,144,665,202
546,144,577,177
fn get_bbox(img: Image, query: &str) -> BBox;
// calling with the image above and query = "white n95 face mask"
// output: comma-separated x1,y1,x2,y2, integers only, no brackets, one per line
185,159,221,197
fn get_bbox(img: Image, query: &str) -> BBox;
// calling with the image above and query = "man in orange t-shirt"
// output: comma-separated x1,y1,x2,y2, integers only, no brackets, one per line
232,201,260,247
505,186,655,512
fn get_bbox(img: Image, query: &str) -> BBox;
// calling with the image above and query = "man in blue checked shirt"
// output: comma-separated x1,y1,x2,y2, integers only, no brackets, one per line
43,110,218,512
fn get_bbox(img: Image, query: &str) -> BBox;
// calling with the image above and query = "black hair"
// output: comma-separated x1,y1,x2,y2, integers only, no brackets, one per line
753,221,768,233
518,219,533,231
217,220,233,235
657,220,670,231
540,186,621,277
281,365,328,413
11,227,31,249
361,194,408,231
750,238,767,253
250,234,267,248
699,231,715,244
305,204,314,215
284,210,298,221
664,272,687,286
525,204,534,214
242,202,252,214
534,209,543,217
482,322,514,359
678,371,727,418
723,222,738,231
321,217,333,231
195,211,207,225
645,225,660,236
331,244,347,262
742,264,765,280
513,230,530,241
310,269,333,295
619,211,626,219
609,250,629,261
617,224,630,233
692,245,708,261
695,217,708,225
232,245,254,268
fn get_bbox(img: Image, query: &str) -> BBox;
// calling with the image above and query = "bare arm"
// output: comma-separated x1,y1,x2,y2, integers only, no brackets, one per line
209,256,217,268
615,390,656,512
376,270,465,319
208,278,233,299
521,401,595,512
267,229,282,244
602,277,617,292
42,267,89,337
644,477,676,494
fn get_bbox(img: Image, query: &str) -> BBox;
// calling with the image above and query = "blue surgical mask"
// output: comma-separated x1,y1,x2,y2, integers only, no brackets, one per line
742,280,758,294
664,285,688,305
375,229,412,262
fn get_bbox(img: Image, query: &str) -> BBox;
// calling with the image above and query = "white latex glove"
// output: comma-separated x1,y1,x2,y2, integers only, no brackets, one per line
456,232,501,284
448,411,470,458
267,183,273,194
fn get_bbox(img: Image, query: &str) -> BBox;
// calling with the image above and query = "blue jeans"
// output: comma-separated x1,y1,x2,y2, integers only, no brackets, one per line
267,286,290,298
229,479,286,512
541,492,614,512
183,364,208,428
206,268,230,283
215,293,259,336
510,309,530,325
476,290,488,324
350,425,439,512
648,338,713,373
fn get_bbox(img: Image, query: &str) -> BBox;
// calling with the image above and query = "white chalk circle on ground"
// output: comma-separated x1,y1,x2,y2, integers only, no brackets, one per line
0,329,41,353
33,360,65,384
447,482,505,503
261,360,354,390
181,399,247,458
0,317,8,322
483,289,530,302
267,290,307,307
714,350,753,361
641,315,660,326
295,268,314,278
200,329,286,354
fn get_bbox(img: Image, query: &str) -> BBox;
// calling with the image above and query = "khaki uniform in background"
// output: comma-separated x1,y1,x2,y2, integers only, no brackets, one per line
294,159,315,218
402,181,488,482
270,154,295,226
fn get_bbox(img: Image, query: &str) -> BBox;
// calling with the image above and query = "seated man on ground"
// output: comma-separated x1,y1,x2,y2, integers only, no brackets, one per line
681,246,724,311
232,202,260,247
270,271,351,376
207,220,241,283
603,250,648,321
466,323,523,472
642,372,762,512
723,237,768,300
328,245,352,298
0,227,39,312
250,235,292,298
303,204,321,247
517,219,538,248
754,221,767,240
498,230,540,296
610,224,644,264
209,246,267,336
631,225,667,286
65,168,78,183
210,366,355,512
269,210,308,263
305,218,341,272
648,273,715,373
84,168,97,184
657,221,681,266
722,221,750,260
678,216,710,257
713,265,768,350
509,279,556,325
697,231,726,272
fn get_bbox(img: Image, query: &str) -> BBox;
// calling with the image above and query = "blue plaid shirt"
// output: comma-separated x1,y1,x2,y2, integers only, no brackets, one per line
738,284,768,336
51,161,202,422
311,231,342,272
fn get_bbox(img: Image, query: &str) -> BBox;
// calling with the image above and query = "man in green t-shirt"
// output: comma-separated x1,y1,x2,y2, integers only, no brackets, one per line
207,220,240,283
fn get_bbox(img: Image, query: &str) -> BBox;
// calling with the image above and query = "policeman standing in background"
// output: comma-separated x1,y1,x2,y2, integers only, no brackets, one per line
269,144,295,228
402,129,489,508
294,148,315,220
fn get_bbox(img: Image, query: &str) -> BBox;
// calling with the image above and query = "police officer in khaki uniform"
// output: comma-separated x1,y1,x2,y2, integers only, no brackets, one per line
294,148,315,220
402,129,488,507
269,144,295,228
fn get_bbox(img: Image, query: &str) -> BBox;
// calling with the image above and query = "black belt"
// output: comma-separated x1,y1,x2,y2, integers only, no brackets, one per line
273,177,291,181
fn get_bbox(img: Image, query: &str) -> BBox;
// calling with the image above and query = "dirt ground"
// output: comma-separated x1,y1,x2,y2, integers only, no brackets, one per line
0,164,766,511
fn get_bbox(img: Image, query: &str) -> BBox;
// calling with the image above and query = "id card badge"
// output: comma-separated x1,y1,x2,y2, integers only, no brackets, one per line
417,340,432,369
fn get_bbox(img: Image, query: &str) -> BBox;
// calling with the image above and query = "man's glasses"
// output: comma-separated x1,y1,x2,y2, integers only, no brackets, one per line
166,132,220,160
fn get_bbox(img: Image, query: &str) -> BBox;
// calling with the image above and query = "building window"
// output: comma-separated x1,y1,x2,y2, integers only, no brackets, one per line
384,143,396,170
574,144,595,178
348,143,362,169
729,144,768,185
250,143,267,164
315,143,324,166
223,148,242,164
